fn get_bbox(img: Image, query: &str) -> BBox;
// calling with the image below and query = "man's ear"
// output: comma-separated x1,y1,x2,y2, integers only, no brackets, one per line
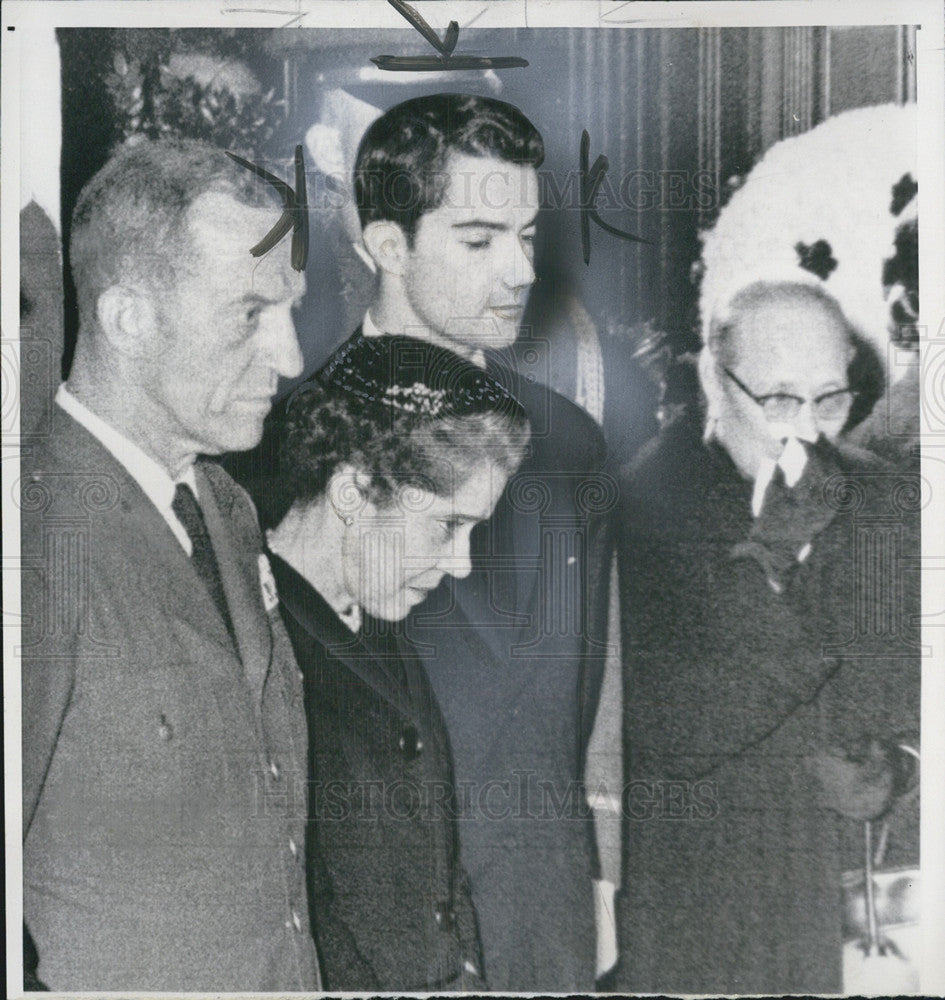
362,220,410,277
95,285,160,359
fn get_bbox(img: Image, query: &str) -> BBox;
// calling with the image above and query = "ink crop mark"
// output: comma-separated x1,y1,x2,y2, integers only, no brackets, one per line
226,144,309,271
373,0,528,72
580,129,651,265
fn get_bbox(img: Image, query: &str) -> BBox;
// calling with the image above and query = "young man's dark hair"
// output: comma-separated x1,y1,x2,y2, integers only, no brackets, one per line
354,93,545,244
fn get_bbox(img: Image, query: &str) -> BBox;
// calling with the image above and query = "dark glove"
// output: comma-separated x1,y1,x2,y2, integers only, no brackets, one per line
732,438,841,591
807,739,896,821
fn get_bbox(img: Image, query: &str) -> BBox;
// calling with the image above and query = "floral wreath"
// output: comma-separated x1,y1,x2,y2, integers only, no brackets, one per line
698,103,918,383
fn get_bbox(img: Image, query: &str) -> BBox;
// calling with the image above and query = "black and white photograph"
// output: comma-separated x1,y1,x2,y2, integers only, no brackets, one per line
3,1,944,996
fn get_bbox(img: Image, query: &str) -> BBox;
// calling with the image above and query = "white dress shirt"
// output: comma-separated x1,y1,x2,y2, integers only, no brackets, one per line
56,384,198,555
362,309,384,339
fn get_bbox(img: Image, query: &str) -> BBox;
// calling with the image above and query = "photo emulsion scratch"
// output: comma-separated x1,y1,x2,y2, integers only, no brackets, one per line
2,1,944,997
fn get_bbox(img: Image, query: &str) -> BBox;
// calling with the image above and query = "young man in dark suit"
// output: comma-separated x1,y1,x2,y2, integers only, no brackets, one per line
246,93,613,991
19,139,320,991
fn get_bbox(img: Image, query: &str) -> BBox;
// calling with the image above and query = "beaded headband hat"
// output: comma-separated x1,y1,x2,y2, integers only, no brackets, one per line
316,334,526,422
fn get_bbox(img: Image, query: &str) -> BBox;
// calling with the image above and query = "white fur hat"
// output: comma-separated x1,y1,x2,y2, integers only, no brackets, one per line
699,103,917,383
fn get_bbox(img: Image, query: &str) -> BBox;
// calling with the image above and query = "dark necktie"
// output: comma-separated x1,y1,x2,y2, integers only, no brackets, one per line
172,482,237,646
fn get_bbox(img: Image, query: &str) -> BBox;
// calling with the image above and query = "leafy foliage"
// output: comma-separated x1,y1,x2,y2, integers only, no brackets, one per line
105,46,283,159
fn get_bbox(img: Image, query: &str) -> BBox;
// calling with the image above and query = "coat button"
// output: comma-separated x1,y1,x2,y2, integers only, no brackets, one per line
398,725,423,760
158,715,173,741
269,759,280,779
433,902,456,932
291,909,303,932
289,837,298,858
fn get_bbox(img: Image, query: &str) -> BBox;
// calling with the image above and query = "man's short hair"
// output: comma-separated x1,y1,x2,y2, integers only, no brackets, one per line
354,93,544,243
707,280,856,364
69,138,274,330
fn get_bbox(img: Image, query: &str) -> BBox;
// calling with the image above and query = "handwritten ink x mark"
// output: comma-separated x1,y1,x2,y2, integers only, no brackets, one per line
580,130,650,265
373,0,528,72
226,144,309,271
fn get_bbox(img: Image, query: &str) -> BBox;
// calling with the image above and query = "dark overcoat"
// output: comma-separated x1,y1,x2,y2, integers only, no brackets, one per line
20,406,319,991
270,554,485,991
408,362,616,991
613,418,920,994
229,330,616,990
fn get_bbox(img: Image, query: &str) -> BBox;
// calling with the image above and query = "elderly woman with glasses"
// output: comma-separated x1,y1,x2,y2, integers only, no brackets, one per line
612,278,920,994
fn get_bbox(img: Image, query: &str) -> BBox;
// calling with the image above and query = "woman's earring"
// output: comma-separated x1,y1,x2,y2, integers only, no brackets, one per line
330,504,356,527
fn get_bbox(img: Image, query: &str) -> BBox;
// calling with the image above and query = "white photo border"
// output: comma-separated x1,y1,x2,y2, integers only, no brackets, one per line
3,2,943,996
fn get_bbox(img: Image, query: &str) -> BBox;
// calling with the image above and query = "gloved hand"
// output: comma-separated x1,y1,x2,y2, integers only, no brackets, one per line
732,437,842,591
806,738,896,821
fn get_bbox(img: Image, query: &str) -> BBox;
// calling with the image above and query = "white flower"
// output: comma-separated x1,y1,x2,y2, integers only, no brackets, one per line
699,103,917,383
258,552,279,614
383,382,448,416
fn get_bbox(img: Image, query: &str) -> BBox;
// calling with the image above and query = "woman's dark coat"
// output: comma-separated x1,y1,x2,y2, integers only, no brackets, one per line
270,554,484,991
613,418,919,995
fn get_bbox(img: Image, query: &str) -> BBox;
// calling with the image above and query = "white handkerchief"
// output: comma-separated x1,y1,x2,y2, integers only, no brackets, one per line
751,436,809,517
778,435,809,487
337,603,362,634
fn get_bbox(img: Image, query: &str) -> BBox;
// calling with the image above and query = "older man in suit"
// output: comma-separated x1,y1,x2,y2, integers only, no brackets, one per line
20,139,320,991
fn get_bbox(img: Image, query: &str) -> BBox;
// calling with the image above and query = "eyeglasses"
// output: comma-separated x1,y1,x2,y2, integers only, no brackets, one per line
723,367,854,422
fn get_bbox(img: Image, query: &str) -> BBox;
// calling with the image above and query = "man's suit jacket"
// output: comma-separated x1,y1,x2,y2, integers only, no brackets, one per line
408,366,615,991
20,406,320,992
271,554,484,992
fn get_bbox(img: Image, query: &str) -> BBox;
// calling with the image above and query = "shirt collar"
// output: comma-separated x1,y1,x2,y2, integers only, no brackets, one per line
362,309,383,339
751,436,808,517
56,383,198,514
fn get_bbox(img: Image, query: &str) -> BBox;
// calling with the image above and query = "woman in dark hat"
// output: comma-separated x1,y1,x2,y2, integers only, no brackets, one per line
261,335,530,991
